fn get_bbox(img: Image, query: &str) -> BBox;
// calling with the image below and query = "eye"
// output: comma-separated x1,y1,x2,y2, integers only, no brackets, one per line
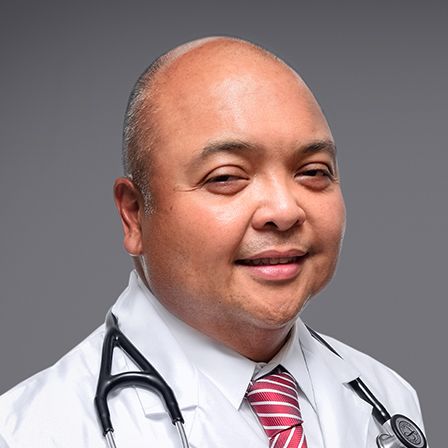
206,174,240,183
203,169,249,195
302,168,332,177
295,164,336,190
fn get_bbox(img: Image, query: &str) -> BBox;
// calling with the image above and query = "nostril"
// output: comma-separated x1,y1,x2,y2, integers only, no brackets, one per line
262,217,302,232
251,193,307,232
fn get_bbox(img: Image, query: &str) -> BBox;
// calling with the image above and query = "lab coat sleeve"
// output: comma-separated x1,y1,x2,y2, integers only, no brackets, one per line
410,384,429,446
0,433,10,448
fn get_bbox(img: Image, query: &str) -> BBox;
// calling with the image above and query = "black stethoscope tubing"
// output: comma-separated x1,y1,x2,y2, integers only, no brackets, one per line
94,311,189,448
94,311,427,448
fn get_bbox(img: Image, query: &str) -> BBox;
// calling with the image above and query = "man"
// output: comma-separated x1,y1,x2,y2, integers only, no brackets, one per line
0,37,427,447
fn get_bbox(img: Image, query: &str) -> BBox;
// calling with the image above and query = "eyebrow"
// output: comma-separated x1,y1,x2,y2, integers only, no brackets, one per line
196,139,257,159
190,138,337,166
302,140,337,159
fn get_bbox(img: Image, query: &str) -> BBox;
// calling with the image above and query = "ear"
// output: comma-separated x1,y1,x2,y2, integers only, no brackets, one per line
113,177,145,256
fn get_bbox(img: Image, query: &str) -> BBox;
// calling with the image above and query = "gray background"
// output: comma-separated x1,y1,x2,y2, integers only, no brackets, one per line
0,1,445,445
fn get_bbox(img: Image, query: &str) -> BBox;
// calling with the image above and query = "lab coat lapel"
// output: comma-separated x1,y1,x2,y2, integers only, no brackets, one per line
313,375,372,447
299,322,373,448
110,272,199,418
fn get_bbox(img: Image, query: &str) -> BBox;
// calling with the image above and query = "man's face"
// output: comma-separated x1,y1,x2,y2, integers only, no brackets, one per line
135,51,345,346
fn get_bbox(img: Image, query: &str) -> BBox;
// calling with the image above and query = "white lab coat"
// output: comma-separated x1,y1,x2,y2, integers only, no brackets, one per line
0,272,427,447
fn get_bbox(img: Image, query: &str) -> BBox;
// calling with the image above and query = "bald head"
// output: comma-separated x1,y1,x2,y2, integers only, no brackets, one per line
122,37,319,211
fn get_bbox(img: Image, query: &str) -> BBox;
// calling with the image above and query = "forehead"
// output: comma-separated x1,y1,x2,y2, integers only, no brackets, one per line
148,43,333,163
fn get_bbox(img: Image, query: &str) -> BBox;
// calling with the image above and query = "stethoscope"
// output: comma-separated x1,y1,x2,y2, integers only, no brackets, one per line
94,311,427,448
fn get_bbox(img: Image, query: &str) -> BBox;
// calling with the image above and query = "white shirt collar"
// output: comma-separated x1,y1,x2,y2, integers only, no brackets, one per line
252,321,322,412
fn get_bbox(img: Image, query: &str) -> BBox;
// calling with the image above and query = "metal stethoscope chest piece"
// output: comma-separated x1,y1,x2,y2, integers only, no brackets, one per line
94,312,190,448
376,414,427,448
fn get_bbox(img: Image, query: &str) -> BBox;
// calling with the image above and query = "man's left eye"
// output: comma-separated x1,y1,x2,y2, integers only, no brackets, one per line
298,164,334,178
301,169,332,177
295,165,336,189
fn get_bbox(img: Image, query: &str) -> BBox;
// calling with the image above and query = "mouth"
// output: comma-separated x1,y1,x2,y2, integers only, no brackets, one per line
235,250,307,282
236,256,303,266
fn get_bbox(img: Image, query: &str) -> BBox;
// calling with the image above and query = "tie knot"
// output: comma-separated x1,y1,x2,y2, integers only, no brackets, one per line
246,370,303,440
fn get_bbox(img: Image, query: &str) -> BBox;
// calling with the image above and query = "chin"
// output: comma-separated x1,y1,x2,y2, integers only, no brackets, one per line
246,298,305,330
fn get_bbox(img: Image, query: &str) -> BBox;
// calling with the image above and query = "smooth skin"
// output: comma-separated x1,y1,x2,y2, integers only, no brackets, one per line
114,39,346,361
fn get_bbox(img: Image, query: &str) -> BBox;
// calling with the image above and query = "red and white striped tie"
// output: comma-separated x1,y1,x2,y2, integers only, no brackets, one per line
246,370,309,448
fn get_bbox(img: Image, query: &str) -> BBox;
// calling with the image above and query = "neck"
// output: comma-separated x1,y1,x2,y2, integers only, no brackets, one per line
180,309,295,362
209,322,294,362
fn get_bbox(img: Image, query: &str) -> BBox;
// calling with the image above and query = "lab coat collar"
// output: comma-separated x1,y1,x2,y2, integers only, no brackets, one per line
298,319,374,448
297,319,360,384
110,271,199,417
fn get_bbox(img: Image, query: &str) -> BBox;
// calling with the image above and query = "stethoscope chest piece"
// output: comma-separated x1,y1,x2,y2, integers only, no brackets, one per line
377,414,427,448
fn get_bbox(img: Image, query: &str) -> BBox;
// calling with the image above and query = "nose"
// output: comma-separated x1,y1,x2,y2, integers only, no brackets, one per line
251,177,306,232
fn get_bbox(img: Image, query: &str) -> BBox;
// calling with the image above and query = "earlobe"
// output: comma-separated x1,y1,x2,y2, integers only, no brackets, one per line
113,177,145,256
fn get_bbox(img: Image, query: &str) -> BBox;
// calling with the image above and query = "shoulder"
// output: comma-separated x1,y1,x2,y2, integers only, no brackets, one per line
323,334,414,388
320,333,424,424
0,326,105,447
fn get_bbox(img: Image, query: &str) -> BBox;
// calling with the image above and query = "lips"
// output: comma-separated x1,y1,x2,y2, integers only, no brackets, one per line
237,256,302,266
235,250,307,281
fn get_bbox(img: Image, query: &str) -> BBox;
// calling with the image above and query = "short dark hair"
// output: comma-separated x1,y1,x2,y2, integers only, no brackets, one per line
122,52,169,212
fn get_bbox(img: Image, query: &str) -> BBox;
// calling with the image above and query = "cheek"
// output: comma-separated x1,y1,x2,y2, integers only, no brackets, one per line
187,195,250,225
153,195,252,262
305,196,345,294
312,194,346,251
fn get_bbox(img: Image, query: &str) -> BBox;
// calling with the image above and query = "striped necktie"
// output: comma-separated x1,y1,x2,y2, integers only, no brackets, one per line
246,369,309,448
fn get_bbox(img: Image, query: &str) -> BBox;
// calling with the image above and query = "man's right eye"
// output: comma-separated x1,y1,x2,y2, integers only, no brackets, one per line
206,174,239,183
203,172,249,195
